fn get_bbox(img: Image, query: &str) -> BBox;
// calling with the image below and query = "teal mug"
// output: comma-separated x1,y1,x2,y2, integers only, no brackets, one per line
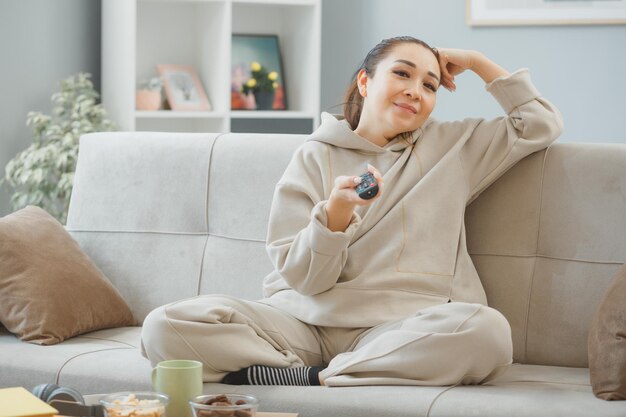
152,360,203,417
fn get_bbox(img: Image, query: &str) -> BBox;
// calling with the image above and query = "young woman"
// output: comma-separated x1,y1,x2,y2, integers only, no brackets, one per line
142,36,563,387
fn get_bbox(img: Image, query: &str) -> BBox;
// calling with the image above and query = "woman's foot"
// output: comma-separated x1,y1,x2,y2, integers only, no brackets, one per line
221,365,323,386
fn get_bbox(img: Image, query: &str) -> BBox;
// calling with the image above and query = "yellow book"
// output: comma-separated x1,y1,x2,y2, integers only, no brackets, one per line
0,387,58,417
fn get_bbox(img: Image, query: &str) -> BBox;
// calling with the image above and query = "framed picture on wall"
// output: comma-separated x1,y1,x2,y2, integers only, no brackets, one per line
157,64,212,111
231,34,287,111
466,0,626,26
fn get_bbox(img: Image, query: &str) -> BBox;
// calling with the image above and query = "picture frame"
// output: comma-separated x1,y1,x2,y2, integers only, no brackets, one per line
466,0,626,26
157,64,211,111
231,34,287,111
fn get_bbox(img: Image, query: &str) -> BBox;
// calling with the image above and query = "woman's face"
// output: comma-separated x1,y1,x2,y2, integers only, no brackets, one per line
357,43,440,141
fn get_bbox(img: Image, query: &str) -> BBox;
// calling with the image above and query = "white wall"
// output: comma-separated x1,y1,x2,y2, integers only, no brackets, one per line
0,0,101,216
322,0,626,144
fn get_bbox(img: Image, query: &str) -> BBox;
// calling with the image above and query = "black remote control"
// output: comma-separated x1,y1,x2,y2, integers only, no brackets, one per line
356,171,379,200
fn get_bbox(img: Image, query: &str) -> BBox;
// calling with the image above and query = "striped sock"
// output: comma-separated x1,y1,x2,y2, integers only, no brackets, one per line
221,365,323,386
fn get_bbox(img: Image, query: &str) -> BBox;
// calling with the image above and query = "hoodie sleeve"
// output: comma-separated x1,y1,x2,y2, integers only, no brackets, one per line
455,68,564,203
264,145,361,296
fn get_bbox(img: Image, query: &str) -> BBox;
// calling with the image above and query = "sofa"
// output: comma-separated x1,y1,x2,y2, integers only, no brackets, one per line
1,131,625,417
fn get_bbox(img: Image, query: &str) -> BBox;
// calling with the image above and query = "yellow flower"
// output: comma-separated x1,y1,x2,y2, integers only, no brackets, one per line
268,71,278,81
246,78,257,88
250,61,261,72
272,82,278,89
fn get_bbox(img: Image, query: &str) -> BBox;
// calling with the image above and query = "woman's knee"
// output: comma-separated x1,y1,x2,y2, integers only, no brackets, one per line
157,294,248,324
466,305,513,364
141,304,172,364
141,295,244,364
474,306,511,339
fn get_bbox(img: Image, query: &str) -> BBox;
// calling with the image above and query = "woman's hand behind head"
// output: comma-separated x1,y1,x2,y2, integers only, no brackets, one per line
435,48,479,92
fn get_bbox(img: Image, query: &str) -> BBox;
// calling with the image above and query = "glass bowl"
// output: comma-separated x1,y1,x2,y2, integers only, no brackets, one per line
189,394,259,417
100,391,169,417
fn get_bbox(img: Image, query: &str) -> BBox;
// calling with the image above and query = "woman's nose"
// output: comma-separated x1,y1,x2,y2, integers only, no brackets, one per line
405,88,421,101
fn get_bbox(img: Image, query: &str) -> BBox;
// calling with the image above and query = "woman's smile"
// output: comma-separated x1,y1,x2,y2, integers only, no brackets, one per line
393,102,418,114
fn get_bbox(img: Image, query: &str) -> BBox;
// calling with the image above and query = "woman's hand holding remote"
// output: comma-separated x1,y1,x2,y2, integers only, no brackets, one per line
326,164,383,232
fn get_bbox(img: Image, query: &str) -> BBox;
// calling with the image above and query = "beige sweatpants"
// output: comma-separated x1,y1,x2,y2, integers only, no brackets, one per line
141,295,512,387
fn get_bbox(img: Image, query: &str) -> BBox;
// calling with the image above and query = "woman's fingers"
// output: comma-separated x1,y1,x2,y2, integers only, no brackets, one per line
367,164,381,179
441,76,455,92
436,52,455,92
438,52,452,80
333,165,384,205
334,175,361,191
437,47,476,92
444,76,456,91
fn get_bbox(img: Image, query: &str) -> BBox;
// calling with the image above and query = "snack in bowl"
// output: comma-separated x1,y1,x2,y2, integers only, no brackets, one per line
189,394,259,417
100,392,169,417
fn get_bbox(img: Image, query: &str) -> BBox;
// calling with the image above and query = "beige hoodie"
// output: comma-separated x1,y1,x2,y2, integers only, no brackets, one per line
262,69,564,328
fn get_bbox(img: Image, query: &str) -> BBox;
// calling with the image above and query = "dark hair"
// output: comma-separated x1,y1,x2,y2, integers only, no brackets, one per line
343,36,439,131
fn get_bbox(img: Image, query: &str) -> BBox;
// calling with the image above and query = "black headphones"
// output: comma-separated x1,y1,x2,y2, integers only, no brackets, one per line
31,383,85,404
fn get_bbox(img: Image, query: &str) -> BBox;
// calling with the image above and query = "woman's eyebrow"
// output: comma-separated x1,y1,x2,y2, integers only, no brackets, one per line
394,59,440,83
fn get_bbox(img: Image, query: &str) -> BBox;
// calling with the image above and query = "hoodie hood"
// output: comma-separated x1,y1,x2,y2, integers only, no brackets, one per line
307,112,429,153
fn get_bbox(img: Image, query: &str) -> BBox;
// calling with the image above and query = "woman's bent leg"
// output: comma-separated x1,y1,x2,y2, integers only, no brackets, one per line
320,302,512,387
141,294,322,382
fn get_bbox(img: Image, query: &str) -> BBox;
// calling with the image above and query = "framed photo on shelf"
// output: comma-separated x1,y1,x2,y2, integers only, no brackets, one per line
231,34,287,111
466,0,626,26
157,64,212,111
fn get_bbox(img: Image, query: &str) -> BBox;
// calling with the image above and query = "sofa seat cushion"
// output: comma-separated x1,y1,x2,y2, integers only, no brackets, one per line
120,384,451,417
427,364,626,417
4,322,626,416
0,326,151,393
193,364,626,417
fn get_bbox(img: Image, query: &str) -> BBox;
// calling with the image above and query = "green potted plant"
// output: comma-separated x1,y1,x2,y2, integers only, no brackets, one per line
1,72,116,223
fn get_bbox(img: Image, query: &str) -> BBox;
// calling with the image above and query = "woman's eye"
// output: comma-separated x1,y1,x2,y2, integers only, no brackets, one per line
394,70,409,78
424,83,437,92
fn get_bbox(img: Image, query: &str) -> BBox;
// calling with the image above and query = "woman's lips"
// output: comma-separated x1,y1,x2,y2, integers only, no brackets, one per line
394,102,417,114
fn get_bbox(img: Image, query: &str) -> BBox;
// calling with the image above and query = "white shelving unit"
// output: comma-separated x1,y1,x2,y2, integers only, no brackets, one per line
102,0,321,133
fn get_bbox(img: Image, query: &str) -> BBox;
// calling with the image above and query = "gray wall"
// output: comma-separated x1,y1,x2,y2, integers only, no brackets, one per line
0,0,101,216
1,0,625,215
322,0,626,144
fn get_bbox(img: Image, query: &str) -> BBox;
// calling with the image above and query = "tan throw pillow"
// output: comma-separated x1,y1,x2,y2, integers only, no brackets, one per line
588,263,626,400
0,206,135,345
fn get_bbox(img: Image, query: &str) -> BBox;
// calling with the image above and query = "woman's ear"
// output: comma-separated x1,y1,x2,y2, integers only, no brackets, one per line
357,69,368,97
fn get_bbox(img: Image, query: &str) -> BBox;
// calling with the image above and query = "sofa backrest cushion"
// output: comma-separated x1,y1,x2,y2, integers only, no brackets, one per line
466,143,626,367
200,133,304,297
66,132,304,323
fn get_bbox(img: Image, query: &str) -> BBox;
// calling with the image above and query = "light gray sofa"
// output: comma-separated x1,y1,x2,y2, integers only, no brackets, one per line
1,131,625,417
